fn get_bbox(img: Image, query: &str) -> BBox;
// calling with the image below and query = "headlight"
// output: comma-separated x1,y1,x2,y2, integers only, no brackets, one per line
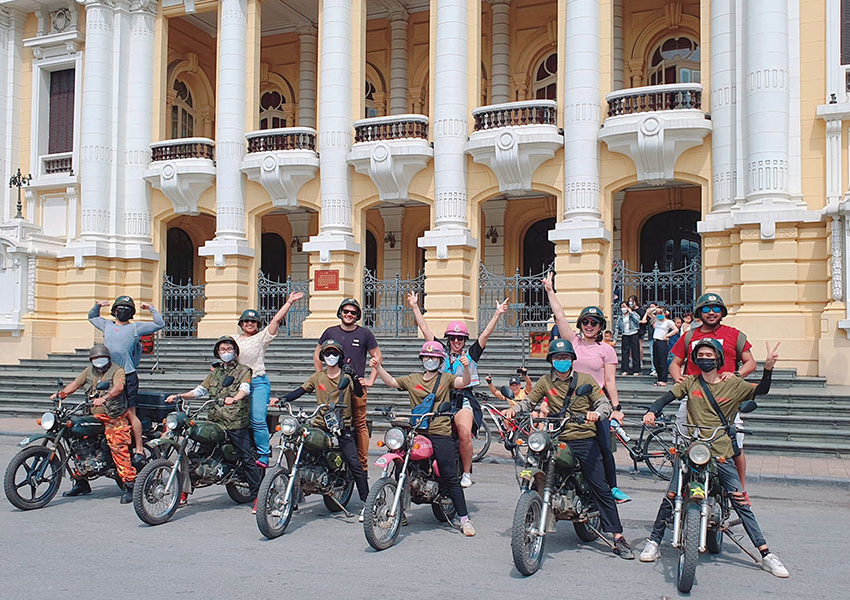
165,413,180,431
40,412,55,431
528,432,549,453
384,428,405,451
281,416,298,436
688,442,711,465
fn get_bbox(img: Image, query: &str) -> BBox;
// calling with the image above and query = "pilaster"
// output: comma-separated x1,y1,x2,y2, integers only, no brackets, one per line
196,254,254,337
488,0,510,105
388,10,409,115
297,25,318,128
300,250,361,338
551,238,608,321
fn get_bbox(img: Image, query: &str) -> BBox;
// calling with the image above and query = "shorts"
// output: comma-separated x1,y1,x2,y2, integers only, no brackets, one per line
125,371,139,408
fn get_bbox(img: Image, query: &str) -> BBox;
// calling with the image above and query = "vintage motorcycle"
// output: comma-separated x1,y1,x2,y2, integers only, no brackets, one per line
4,380,160,510
132,386,255,525
255,400,355,539
362,405,458,551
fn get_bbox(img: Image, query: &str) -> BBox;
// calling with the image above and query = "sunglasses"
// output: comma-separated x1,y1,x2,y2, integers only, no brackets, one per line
341,309,358,316
579,318,601,327
447,335,466,342
701,306,723,314
323,351,340,358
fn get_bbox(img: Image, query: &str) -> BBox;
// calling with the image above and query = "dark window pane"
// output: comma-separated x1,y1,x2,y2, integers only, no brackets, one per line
48,69,75,154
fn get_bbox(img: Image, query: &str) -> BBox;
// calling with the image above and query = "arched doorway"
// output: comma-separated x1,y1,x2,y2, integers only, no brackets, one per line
639,210,700,271
522,217,556,275
166,227,194,284
365,230,378,275
261,232,287,282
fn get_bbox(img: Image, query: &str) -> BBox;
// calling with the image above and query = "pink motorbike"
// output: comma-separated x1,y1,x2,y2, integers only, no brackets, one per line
362,408,458,550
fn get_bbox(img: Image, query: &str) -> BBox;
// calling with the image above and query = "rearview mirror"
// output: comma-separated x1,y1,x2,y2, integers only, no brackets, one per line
574,384,593,397
95,381,111,391
499,385,515,400
740,399,757,414
222,375,235,387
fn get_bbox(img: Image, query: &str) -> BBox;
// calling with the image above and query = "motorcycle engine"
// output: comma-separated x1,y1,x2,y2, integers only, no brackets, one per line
299,466,330,494
551,490,578,519
409,472,440,503
192,457,229,485
70,439,109,476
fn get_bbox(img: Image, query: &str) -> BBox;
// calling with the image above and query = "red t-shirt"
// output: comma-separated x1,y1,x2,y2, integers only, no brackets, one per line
670,324,752,375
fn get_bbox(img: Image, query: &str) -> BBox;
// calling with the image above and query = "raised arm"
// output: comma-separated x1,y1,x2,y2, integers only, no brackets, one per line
542,273,573,339
88,300,110,331
136,303,165,334
407,292,436,341
477,297,508,348
370,357,400,389
313,343,323,372
267,291,304,336
485,374,506,402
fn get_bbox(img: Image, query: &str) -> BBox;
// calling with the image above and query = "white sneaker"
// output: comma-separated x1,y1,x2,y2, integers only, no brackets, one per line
460,520,476,536
460,473,473,488
761,553,789,578
639,539,660,562
358,507,365,523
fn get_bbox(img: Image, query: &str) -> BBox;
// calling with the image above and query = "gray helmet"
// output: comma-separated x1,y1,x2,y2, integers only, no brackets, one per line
89,344,111,360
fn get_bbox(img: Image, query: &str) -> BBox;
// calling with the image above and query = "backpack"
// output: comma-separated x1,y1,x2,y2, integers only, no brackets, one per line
410,375,441,430
681,327,747,372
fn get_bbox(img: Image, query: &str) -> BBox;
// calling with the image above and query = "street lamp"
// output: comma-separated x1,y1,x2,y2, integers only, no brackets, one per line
9,168,32,220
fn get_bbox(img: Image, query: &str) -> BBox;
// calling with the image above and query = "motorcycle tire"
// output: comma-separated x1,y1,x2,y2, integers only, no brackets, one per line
644,428,675,481
133,458,181,526
4,444,65,510
706,497,726,555
572,495,600,543
226,480,254,504
323,471,354,513
431,495,457,524
472,419,491,463
256,466,294,539
677,502,701,593
363,477,402,551
511,490,546,576
510,417,532,466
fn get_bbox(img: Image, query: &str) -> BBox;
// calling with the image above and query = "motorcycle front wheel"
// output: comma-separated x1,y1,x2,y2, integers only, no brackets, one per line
323,469,354,513
511,490,545,576
4,445,65,510
256,466,294,539
363,477,402,551
472,419,491,463
133,458,181,526
677,502,701,593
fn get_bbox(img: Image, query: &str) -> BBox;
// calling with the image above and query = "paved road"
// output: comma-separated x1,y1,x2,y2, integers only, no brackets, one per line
0,434,847,600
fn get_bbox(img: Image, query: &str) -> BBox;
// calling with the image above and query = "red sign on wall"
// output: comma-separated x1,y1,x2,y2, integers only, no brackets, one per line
314,269,340,291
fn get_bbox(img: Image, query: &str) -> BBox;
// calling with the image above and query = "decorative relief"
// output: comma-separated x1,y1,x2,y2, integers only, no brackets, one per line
81,208,110,234
319,130,352,149
774,227,797,239
745,69,787,92
125,148,150,167
712,169,736,208
563,102,600,123
85,4,114,33
49,7,74,33
433,119,467,137
321,196,353,230
217,205,246,234
27,256,36,313
564,180,600,212
832,218,844,302
216,140,246,161
703,235,727,247
738,228,762,240
81,144,113,162
710,85,735,109
435,191,468,224
746,159,788,194
220,0,248,21
124,212,151,238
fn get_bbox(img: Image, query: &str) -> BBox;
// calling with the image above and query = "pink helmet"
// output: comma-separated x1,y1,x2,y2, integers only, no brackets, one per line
443,320,470,338
418,341,446,359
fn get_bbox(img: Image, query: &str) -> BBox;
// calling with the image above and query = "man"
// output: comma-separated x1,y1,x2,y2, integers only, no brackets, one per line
485,368,532,408
89,296,164,461
314,298,381,471
50,344,136,503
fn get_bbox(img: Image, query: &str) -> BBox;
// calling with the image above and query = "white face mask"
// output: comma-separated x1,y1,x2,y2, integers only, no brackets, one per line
324,354,340,367
91,358,109,369
422,358,441,372
621,307,628,314
220,352,236,363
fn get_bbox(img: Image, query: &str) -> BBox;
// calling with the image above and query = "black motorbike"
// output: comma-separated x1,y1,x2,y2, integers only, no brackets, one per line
4,380,160,510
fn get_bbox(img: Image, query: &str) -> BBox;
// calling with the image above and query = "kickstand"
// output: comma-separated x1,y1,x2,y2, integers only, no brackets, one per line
327,494,354,518
721,527,761,563
580,519,616,550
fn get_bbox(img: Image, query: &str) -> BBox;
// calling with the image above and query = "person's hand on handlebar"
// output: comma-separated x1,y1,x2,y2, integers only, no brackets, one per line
223,397,236,405
503,407,516,419
584,411,599,423
643,411,657,426
166,394,179,403
539,401,550,417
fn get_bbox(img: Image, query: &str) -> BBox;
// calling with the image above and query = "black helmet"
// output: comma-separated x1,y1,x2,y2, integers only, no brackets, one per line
694,293,727,318
546,338,577,363
337,298,362,321
238,309,262,327
213,336,240,359
111,296,136,317
320,339,345,360
89,344,111,360
691,338,724,370
576,306,607,330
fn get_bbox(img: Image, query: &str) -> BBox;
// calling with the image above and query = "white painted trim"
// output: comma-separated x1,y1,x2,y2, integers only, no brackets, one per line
787,0,802,198
828,0,842,100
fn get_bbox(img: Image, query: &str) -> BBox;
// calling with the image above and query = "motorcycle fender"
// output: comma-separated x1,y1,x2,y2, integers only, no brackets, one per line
147,437,180,453
374,452,403,477
18,433,50,447
518,467,546,494
687,481,707,501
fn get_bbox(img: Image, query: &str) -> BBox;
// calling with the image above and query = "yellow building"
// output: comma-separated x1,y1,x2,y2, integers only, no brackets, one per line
1,0,849,383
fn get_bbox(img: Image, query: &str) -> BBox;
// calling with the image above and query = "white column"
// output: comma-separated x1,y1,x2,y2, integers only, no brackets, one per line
388,10,409,115
297,25,317,128
481,198,506,275
825,118,842,206
612,0,624,90
709,0,736,214
287,212,312,281
0,8,24,222
379,206,404,278
489,0,511,105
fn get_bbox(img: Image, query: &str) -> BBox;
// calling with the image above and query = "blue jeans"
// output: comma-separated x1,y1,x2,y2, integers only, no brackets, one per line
250,375,271,459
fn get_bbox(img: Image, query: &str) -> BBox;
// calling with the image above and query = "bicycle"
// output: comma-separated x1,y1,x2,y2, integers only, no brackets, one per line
609,408,676,480
472,393,534,463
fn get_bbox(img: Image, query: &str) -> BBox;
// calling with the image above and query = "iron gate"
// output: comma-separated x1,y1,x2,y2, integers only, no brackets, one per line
257,272,310,336
612,259,701,317
161,275,206,337
362,269,426,336
478,263,554,335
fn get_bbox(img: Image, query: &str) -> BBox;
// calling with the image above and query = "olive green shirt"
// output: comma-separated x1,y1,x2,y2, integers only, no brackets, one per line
73,363,127,419
395,372,456,437
516,372,609,441
302,371,353,429
201,362,252,430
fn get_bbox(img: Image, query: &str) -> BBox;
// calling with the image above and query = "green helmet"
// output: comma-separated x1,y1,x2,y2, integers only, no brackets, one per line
694,293,727,318
213,336,240,359
337,298,362,321
576,306,607,330
691,338,724,370
111,295,136,317
320,339,345,360
238,309,262,327
88,344,111,359
547,338,577,363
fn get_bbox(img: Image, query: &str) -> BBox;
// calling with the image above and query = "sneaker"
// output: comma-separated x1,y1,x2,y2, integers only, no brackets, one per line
401,511,408,526
761,553,790,578
611,487,632,503
179,492,188,507
613,536,635,559
650,370,657,377
460,520,476,537
359,507,365,523
255,456,269,469
252,498,258,515
63,479,92,497
621,371,628,376
120,482,134,505
460,473,473,488
639,539,660,562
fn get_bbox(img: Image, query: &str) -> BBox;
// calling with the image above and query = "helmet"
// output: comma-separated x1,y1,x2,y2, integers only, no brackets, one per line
418,341,446,360
89,344,111,360
320,339,344,359
238,309,262,327
690,338,724,370
694,293,728,318
213,336,240,359
443,321,470,339
111,296,136,317
337,298,362,321
576,306,607,331
509,376,522,386
546,338,577,363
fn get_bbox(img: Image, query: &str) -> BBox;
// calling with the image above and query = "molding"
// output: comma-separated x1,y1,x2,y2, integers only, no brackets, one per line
242,150,319,208
417,227,477,260
144,157,215,216
198,236,254,267
302,232,360,264
548,218,611,254
348,139,432,204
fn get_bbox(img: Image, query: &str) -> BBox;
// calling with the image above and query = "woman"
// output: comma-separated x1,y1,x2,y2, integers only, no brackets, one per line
542,273,630,503
614,300,641,376
640,305,678,386
235,292,304,467
680,312,694,335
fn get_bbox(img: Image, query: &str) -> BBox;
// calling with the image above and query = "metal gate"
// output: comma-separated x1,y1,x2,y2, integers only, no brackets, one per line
161,275,206,337
362,269,426,336
257,272,310,336
478,263,554,335
612,259,701,317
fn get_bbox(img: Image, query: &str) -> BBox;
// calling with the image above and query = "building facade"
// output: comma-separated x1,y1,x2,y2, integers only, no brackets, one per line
1,0,849,383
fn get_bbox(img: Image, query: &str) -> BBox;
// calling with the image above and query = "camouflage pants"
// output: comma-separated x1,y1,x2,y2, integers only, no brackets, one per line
94,413,136,483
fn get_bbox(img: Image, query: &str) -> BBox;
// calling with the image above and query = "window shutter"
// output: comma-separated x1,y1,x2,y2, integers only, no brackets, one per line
48,69,75,154
842,0,850,65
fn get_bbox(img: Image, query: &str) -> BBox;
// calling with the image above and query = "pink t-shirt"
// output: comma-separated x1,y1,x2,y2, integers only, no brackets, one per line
571,332,618,387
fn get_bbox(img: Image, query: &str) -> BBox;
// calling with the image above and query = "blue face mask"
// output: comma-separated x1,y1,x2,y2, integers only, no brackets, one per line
552,359,572,373
656,314,665,321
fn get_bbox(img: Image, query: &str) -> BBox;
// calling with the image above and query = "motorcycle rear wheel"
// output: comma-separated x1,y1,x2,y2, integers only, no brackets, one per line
323,469,354,513
431,494,457,524
511,490,545,576
363,477,401,551
472,419,491,463
572,494,600,542
226,479,254,504
133,458,180,526
677,502,701,593
256,466,294,539
4,445,65,510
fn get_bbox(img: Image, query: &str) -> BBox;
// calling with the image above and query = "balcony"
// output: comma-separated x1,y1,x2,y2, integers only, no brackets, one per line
598,83,711,185
465,100,562,195
144,138,216,215
347,114,432,204
39,152,74,177
241,127,319,209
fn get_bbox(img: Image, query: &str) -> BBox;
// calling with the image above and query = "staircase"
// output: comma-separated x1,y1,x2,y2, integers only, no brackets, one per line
1,336,847,457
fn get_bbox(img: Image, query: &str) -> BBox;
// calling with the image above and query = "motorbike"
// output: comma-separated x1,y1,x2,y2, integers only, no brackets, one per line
255,400,355,538
132,384,255,525
4,379,160,510
362,404,458,551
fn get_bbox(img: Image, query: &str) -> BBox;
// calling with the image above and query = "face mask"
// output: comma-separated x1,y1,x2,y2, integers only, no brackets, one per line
115,307,133,321
656,314,664,321
324,354,340,367
91,358,109,369
552,359,572,373
220,352,236,363
628,301,635,308
422,358,441,372
694,358,717,372
621,307,628,314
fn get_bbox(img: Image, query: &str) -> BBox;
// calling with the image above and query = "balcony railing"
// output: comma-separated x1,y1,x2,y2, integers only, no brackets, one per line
151,137,215,162
41,152,73,175
606,83,703,117
472,100,557,131
353,114,429,143
246,127,317,153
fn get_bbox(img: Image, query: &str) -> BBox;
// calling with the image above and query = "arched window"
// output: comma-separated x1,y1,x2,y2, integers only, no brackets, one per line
648,37,700,86
259,90,287,130
170,79,195,139
639,210,700,271
261,233,287,282
365,80,379,118
533,53,557,100
522,218,556,275
166,227,194,284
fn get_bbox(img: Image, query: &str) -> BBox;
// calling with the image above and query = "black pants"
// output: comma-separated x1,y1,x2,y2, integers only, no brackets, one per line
620,333,641,374
227,427,262,498
339,428,369,502
652,339,669,383
567,437,623,534
125,371,139,407
594,420,618,489
428,434,468,517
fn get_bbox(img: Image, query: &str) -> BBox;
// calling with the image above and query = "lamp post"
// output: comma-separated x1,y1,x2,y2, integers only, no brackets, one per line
9,168,32,220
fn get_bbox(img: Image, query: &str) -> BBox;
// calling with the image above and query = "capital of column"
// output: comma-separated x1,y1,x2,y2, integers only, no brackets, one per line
128,0,157,15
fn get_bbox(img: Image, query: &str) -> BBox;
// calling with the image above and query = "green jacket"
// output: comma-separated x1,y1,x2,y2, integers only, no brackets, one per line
201,361,252,430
